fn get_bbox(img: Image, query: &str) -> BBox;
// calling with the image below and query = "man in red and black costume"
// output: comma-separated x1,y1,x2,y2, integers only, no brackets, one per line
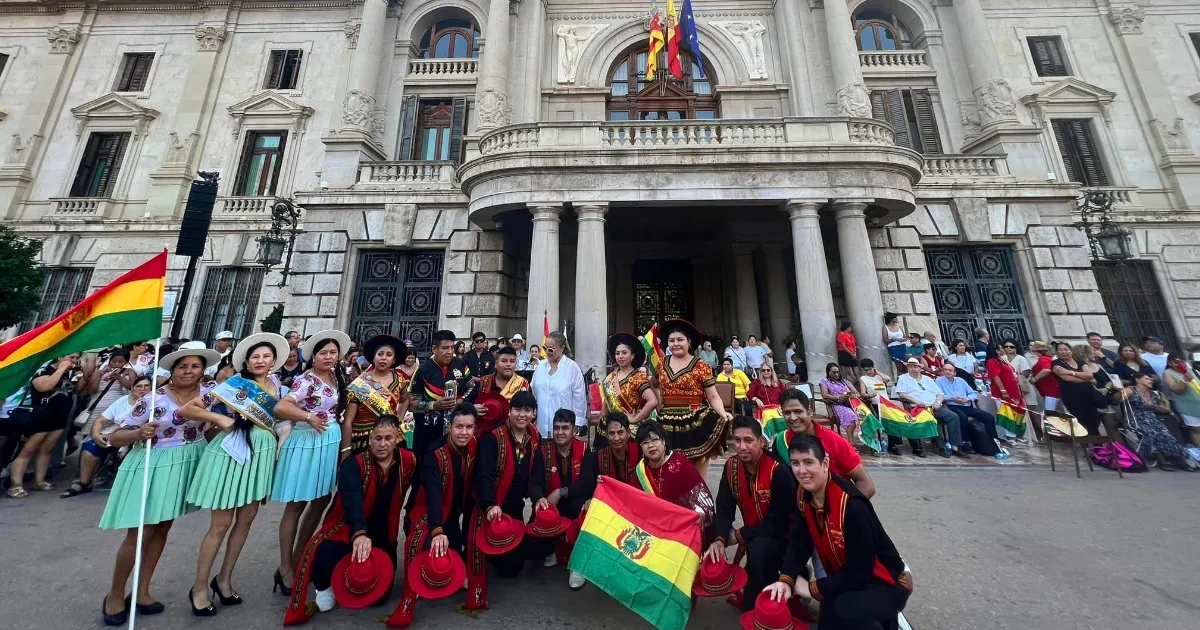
284,416,416,625
593,412,641,485
705,416,795,611
530,409,596,589
465,390,540,611
409,329,471,457
387,404,478,628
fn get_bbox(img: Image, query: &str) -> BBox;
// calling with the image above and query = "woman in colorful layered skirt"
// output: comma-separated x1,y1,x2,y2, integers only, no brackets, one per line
600,332,659,435
97,342,222,626
269,330,350,596
633,421,714,534
655,319,732,475
178,333,289,614
343,334,409,457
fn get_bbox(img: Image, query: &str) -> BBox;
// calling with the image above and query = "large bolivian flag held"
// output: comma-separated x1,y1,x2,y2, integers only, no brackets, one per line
996,401,1027,438
850,398,887,453
0,251,166,398
568,478,701,630
877,396,939,439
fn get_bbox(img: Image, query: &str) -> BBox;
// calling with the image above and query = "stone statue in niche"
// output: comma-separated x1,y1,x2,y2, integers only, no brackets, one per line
556,25,602,84
711,21,768,80
836,81,872,118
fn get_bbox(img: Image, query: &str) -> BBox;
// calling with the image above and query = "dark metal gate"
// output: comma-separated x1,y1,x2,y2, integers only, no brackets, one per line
1093,260,1181,351
349,250,444,354
632,260,693,334
925,247,1031,346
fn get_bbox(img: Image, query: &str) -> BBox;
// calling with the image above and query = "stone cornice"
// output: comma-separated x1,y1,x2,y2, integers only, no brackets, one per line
0,0,362,14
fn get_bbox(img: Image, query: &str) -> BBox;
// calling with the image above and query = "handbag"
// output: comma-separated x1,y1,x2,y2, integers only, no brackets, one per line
1,388,36,434
74,376,117,428
1118,395,1141,454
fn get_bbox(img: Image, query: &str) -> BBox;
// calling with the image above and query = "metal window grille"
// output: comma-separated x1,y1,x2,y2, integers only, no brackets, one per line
20,267,93,333
925,247,1031,347
1093,261,1182,351
192,267,266,345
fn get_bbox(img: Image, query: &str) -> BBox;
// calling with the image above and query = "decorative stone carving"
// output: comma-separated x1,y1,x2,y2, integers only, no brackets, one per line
164,132,197,166
1151,118,1190,153
974,79,1016,125
6,134,41,165
1108,5,1145,35
369,109,386,142
194,25,227,52
341,89,376,128
509,0,520,16
836,81,871,118
555,25,603,84
710,21,768,80
46,25,80,54
959,100,981,138
807,0,823,9
477,88,511,127
343,21,361,48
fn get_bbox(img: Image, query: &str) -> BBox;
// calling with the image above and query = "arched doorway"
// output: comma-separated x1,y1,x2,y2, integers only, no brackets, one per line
605,46,717,121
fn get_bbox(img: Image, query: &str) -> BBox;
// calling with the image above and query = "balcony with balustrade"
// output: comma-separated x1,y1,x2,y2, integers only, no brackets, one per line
405,58,478,85
355,161,458,190
214,196,283,217
48,197,113,220
858,50,935,78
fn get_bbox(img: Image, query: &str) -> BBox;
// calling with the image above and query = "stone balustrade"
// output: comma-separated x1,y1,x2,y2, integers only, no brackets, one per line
923,155,1011,179
858,50,932,74
216,195,278,216
1083,186,1140,207
359,161,456,184
49,197,107,218
407,58,478,79
600,120,786,147
848,119,895,144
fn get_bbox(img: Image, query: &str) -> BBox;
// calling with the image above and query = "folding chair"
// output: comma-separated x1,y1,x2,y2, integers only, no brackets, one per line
1043,409,1123,479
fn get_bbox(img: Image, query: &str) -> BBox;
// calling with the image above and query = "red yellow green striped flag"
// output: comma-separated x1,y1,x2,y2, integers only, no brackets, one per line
877,396,939,439
568,477,701,630
996,401,1027,437
850,397,887,453
0,251,166,398
640,323,665,376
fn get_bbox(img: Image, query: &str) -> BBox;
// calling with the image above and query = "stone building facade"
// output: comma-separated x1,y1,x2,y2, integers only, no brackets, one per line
1,0,1198,381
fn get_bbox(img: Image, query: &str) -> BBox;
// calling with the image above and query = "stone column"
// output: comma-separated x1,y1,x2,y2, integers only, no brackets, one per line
321,0,388,187
732,244,762,339
952,0,1018,128
475,0,514,131
772,0,813,116
835,202,888,370
822,0,870,116
761,243,794,369
526,204,562,344
786,202,838,384
574,204,609,374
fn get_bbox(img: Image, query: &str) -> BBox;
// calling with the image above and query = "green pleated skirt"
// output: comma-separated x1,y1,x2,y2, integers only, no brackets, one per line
99,441,206,529
185,426,277,511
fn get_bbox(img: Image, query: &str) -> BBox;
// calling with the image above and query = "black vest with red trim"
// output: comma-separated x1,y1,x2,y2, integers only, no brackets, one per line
481,424,539,506
802,474,905,587
595,441,641,485
407,438,477,529
539,439,587,496
724,455,779,528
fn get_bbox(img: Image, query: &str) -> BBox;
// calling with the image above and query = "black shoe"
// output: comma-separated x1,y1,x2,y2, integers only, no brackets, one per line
102,596,129,627
189,588,217,617
912,449,927,458
135,599,165,615
273,569,292,597
887,446,902,456
210,576,243,606
960,443,975,455
953,448,971,459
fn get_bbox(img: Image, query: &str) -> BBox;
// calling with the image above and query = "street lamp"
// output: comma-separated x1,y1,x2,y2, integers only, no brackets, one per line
256,198,302,287
1074,191,1132,261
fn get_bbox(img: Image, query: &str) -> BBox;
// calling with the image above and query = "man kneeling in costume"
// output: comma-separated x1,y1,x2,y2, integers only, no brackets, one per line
529,408,596,589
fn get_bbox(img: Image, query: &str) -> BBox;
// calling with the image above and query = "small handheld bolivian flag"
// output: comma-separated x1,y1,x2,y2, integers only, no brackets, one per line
850,398,887,453
568,477,702,630
877,396,939,439
996,401,1027,438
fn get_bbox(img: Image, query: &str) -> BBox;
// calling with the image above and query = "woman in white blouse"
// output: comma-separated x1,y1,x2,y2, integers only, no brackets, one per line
530,331,587,437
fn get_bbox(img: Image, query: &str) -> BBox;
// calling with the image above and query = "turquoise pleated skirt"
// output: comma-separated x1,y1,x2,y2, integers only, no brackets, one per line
99,441,206,529
270,423,340,503
186,426,277,511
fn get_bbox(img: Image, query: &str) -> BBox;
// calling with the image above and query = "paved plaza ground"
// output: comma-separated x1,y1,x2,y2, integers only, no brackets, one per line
2,451,1197,629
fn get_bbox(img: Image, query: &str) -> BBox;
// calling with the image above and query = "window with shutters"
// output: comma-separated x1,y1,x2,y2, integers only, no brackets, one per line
18,267,94,334
114,53,155,92
264,50,303,90
1050,119,1109,187
1191,32,1200,62
419,19,481,58
69,132,130,198
397,96,468,162
853,10,913,51
233,131,287,196
1027,37,1070,77
192,267,266,345
606,45,717,121
0,53,8,78
869,88,941,154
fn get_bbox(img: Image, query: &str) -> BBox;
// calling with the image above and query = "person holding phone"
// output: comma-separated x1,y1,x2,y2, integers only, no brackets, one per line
6,354,83,498
408,330,471,458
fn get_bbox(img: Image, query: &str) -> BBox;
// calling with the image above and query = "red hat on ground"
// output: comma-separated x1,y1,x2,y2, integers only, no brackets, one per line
739,590,805,630
406,549,467,600
693,555,749,597
524,506,571,539
331,547,394,609
476,513,525,556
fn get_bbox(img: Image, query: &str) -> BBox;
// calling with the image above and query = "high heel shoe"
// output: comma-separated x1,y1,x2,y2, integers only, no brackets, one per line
188,588,218,617
135,599,165,615
101,596,129,627
210,576,243,606
273,569,292,597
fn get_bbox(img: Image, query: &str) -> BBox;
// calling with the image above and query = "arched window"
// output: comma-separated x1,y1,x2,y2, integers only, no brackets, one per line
419,19,480,58
605,48,717,121
854,10,913,51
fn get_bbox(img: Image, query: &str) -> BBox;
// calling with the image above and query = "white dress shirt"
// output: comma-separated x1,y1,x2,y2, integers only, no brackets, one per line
895,373,942,407
531,355,588,436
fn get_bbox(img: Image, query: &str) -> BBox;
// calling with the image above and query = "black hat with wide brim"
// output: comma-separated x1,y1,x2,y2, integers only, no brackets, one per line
363,334,408,364
658,319,702,353
607,332,646,369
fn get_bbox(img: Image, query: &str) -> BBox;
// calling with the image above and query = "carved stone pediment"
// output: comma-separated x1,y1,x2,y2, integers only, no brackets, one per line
1019,77,1116,107
227,90,314,139
70,92,160,138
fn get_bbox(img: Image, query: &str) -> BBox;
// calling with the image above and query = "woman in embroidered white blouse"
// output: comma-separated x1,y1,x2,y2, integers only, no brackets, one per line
531,331,588,437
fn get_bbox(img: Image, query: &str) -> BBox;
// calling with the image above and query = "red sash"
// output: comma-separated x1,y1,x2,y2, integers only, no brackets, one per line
725,456,778,528
596,442,641,485
802,478,896,588
404,439,476,560
541,439,587,496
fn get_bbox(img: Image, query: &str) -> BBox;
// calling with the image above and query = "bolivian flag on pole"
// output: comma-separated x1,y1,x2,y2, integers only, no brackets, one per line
996,401,1027,438
568,478,701,630
877,396,940,439
0,251,166,398
850,398,887,453
640,323,665,377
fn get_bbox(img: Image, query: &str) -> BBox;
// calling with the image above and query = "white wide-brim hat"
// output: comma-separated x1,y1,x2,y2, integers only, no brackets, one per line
302,330,353,363
232,332,290,372
161,341,222,372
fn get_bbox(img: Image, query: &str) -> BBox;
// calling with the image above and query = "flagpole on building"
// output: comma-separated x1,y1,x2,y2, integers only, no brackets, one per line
127,336,161,630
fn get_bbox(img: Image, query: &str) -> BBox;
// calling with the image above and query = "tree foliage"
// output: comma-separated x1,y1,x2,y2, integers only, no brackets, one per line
260,303,283,334
0,226,44,330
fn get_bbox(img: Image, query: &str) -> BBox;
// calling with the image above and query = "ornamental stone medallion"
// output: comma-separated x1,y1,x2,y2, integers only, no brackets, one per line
836,81,871,117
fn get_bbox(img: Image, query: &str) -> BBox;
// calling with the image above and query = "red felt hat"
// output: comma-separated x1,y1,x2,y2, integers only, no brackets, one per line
524,506,571,539
739,590,804,630
406,549,467,600
331,547,394,609
692,556,749,597
476,513,525,556
475,391,509,434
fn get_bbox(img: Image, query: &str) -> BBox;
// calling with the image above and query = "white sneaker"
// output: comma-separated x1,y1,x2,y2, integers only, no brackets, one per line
315,587,336,612
568,571,586,590
543,554,558,568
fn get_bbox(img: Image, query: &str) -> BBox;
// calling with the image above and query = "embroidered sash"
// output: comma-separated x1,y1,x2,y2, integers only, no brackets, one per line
542,439,587,495
727,457,777,528
211,375,277,432
347,375,398,418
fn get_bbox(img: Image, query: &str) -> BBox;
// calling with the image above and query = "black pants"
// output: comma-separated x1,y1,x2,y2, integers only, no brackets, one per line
312,539,397,592
487,538,537,578
742,537,785,611
947,405,999,443
817,582,910,630
411,416,446,459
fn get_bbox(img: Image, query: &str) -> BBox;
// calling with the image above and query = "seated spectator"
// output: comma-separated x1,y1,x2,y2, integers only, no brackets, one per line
749,363,786,410
857,358,891,401
1114,343,1158,387
924,330,950,359
934,364,999,450
919,344,943,374
62,374,153,498
903,333,925,359
946,339,978,380
1127,372,1194,470
1029,341,1060,413
895,359,965,458
819,363,860,436
717,357,753,417
1052,343,1126,436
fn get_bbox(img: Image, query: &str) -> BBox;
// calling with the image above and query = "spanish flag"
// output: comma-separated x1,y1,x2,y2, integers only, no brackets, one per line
0,251,166,398
568,478,701,630
877,396,939,439
540,311,551,359
647,2,666,80
996,401,1027,438
666,0,683,79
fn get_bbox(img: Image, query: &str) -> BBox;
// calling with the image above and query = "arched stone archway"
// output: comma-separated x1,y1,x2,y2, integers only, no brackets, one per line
574,19,746,88
848,0,939,45
398,0,488,46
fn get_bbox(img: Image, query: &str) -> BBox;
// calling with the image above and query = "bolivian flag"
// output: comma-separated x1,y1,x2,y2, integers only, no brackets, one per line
878,396,939,439
0,251,166,398
757,403,787,440
640,323,665,377
996,401,1027,438
568,478,701,630
850,398,887,453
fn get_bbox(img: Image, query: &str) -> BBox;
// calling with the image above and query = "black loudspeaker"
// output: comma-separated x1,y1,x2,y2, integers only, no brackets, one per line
175,172,219,257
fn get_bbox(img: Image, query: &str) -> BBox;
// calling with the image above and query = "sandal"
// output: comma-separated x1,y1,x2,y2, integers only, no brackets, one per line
6,486,28,498
34,481,56,491
61,481,92,498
